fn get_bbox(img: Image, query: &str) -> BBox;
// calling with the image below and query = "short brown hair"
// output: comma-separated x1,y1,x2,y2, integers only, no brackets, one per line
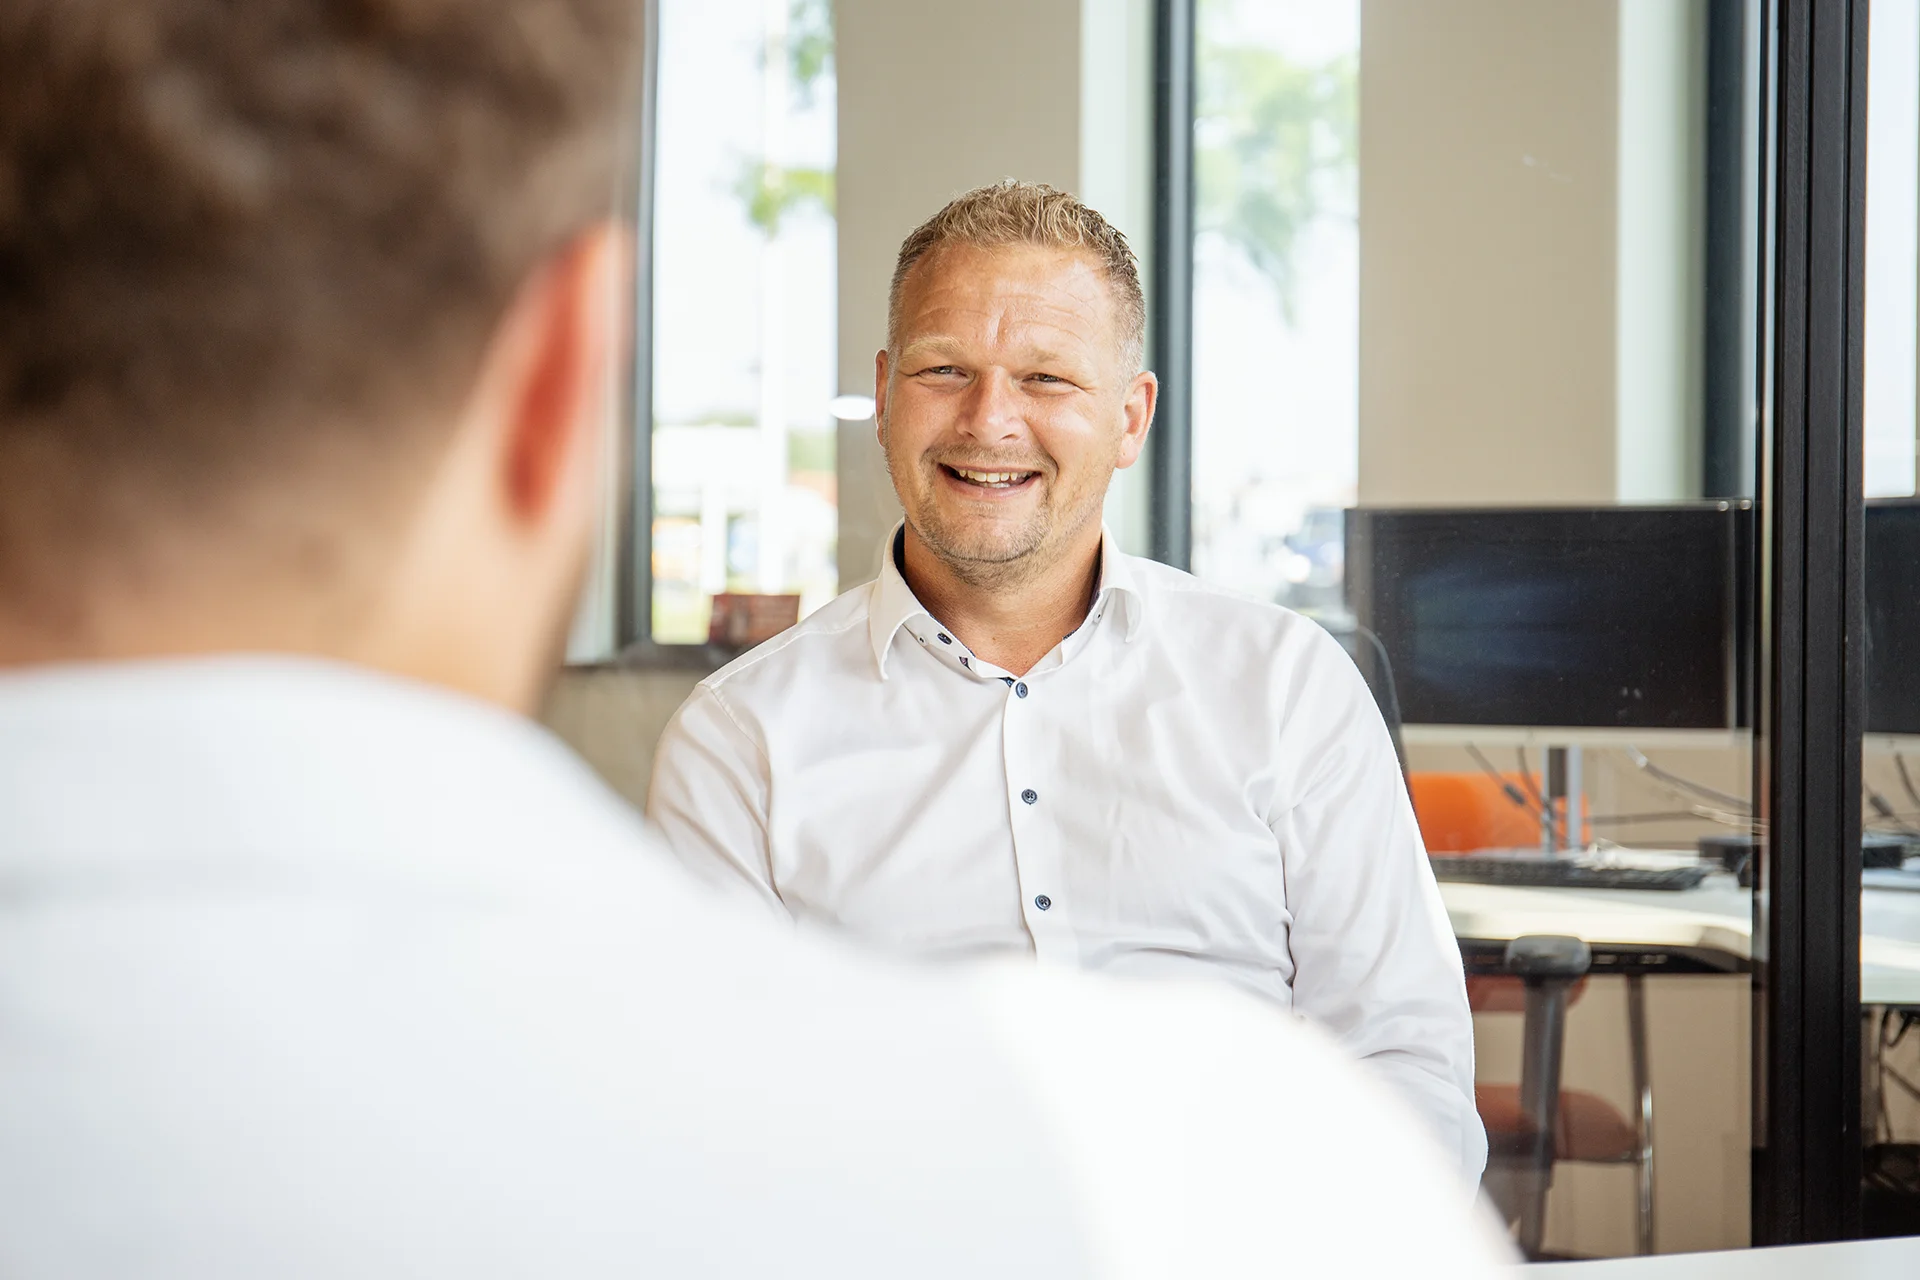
888,180,1147,371
0,0,637,582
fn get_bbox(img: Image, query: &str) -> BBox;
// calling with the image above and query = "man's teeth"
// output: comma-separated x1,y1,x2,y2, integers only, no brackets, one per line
951,467,1033,486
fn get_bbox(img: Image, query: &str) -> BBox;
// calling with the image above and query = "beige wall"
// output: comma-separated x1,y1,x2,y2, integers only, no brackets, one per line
541,666,705,810
1358,0,1705,507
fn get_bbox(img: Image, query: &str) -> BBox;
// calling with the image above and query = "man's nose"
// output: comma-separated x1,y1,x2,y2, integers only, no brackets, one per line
954,369,1027,444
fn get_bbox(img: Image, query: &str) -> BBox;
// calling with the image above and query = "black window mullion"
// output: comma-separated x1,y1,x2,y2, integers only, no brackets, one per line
1753,0,1867,1245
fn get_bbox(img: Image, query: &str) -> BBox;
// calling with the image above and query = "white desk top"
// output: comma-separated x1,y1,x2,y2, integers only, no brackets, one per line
1439,876,1920,1006
1525,1235,1920,1278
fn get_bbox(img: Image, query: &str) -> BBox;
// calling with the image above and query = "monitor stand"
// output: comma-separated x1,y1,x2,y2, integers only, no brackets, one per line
1537,745,1583,859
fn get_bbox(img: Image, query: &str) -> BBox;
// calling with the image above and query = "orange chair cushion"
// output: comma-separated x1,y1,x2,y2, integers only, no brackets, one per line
1408,771,1588,853
1475,1083,1639,1164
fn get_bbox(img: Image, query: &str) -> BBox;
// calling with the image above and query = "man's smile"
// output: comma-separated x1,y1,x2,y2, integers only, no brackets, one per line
939,463,1042,495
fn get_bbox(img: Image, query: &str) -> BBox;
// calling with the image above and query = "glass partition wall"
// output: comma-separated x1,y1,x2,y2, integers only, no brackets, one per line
1861,0,1920,1241
1184,0,1764,1257
1166,0,1876,1259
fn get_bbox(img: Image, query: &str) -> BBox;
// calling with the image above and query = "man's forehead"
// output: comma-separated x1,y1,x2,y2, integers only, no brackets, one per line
897,242,1115,345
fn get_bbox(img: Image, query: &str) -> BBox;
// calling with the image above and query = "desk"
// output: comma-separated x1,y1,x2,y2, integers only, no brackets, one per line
1525,1235,1920,1277
1440,877,1920,1005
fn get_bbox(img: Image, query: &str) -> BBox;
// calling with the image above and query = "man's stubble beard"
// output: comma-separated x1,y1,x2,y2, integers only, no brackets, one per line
881,415,1111,593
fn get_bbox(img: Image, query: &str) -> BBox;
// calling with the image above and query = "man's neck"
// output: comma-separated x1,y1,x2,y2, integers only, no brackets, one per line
899,523,1103,677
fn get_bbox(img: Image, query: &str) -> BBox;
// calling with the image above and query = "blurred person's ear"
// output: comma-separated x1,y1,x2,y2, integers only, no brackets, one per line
379,222,632,714
493,222,631,542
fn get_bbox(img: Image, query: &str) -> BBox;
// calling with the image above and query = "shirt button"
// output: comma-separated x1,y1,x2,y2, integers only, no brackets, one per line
1014,682,1028,698
1034,894,1052,911
1021,788,1038,805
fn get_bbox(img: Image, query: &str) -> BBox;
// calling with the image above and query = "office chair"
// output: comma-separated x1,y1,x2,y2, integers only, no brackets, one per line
1318,619,1408,780
1470,949,1654,1259
1329,619,1656,1256
1411,776,1654,1258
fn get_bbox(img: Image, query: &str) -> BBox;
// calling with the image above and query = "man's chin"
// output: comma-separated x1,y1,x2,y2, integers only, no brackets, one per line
916,517,1047,570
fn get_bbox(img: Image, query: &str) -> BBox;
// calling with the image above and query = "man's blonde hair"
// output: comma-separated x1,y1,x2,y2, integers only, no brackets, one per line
888,180,1147,372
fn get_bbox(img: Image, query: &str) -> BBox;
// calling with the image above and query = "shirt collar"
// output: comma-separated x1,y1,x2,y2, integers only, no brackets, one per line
866,522,1146,680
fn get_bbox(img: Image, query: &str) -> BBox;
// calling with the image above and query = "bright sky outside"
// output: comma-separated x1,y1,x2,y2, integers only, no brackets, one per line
652,1,836,433
1191,0,1360,607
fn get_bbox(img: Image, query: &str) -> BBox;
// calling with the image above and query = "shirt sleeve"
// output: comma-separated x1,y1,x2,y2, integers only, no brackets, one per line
1269,626,1487,1184
646,683,791,919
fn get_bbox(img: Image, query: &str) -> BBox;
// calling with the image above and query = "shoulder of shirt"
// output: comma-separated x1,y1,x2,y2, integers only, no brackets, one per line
695,581,876,696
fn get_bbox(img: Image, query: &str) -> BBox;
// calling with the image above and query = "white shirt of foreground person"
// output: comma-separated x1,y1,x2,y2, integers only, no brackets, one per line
651,525,1487,1183
0,658,1512,1278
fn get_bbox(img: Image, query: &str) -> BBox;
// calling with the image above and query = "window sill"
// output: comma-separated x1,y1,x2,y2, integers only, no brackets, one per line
565,640,743,674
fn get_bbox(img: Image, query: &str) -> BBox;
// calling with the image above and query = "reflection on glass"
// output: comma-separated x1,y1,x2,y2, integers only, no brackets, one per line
1194,0,1763,1258
1862,0,1920,1235
650,0,839,644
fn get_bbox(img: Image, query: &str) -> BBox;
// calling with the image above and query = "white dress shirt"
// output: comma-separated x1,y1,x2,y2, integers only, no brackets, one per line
650,526,1487,1181
0,656,1510,1277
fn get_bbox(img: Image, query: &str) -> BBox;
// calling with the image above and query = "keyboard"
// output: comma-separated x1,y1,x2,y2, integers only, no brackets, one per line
1430,856,1713,892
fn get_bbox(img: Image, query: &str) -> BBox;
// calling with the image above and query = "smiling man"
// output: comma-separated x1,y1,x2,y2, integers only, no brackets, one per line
649,180,1486,1180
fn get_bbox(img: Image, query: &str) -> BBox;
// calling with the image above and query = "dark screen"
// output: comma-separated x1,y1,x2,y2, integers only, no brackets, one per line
1868,500,1920,735
1346,506,1750,730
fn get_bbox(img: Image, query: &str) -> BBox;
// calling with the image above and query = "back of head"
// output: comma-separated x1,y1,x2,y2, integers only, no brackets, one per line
0,0,635,655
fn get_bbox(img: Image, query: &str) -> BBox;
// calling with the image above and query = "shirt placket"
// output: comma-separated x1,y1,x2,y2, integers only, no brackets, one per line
998,672,1074,961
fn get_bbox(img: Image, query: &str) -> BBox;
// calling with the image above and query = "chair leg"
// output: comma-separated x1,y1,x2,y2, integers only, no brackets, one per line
1517,976,1575,1257
1627,974,1655,1255
1504,936,1592,1260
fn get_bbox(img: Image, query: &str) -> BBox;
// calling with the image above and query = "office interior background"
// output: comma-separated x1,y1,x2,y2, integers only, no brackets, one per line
540,0,1913,1263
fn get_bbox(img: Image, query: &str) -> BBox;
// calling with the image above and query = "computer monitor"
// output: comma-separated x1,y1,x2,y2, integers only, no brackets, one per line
1345,504,1753,730
1867,499,1920,735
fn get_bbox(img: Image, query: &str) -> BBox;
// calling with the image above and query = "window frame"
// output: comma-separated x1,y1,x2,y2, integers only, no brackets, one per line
609,0,838,668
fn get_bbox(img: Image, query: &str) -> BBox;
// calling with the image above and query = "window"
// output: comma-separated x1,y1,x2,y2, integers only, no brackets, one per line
1189,0,1358,613
646,0,839,645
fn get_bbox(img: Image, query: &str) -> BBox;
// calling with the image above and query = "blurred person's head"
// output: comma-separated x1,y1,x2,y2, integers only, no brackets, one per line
876,181,1155,590
0,0,638,712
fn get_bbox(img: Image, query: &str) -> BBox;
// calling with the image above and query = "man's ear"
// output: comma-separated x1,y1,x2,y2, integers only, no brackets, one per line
485,223,633,530
1115,370,1158,470
873,347,891,446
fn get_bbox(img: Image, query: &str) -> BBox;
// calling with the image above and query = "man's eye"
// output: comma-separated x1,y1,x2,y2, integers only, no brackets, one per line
1029,373,1068,385
920,365,961,377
